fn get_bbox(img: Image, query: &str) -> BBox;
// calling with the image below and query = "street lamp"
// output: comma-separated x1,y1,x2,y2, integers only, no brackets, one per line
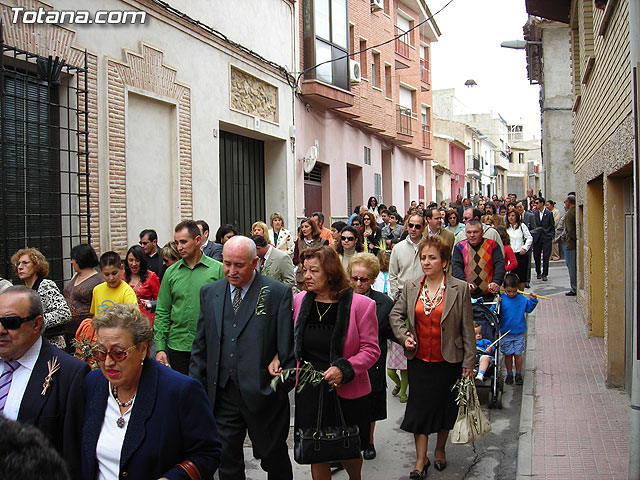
500,39,542,85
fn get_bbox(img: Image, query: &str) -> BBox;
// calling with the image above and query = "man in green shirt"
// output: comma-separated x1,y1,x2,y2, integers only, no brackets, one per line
154,220,223,374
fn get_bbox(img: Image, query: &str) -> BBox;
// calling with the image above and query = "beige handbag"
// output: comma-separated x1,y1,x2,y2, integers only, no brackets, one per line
451,380,491,444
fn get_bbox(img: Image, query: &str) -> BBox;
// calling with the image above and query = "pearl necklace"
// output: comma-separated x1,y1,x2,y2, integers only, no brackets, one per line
112,385,135,428
419,278,445,315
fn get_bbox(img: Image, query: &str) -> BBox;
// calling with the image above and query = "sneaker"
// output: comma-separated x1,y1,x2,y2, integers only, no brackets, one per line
505,375,514,385
392,385,400,396
515,374,524,385
565,291,576,296
475,373,484,381
399,393,408,403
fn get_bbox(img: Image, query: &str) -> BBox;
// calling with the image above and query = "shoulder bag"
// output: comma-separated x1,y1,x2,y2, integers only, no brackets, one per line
451,379,491,444
294,386,361,464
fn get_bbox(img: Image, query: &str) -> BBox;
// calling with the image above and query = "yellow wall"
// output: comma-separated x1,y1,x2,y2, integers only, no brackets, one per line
586,177,604,337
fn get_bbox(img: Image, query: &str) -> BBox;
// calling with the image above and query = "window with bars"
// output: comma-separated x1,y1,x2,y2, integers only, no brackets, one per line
364,146,371,165
1,35,90,287
374,173,382,203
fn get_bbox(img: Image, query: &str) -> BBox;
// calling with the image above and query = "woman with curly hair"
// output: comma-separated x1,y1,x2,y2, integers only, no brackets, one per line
123,245,160,327
11,247,71,349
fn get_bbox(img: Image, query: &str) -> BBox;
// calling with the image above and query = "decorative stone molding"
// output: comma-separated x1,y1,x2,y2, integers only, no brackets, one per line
230,66,279,123
0,0,100,251
107,43,192,255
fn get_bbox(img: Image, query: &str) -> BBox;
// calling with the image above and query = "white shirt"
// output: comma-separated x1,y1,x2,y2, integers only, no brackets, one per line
97,386,135,480
259,246,273,271
507,223,533,253
0,336,42,420
228,271,257,300
200,238,209,251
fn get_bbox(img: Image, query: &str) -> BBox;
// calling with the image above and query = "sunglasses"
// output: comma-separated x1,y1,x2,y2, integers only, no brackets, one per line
350,276,370,283
407,223,423,229
352,222,361,226
0,314,38,330
341,236,355,242
139,241,150,246
91,344,138,363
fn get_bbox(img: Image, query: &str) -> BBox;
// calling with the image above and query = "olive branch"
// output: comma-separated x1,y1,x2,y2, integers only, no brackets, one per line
270,360,327,393
255,285,270,316
452,377,474,407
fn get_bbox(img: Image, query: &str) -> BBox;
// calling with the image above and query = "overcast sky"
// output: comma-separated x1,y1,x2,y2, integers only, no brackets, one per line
429,0,541,139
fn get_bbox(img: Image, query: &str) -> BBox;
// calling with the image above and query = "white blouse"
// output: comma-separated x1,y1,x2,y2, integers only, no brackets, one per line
96,387,135,480
507,223,533,253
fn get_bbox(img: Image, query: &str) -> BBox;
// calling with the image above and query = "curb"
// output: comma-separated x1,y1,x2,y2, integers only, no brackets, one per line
516,311,536,479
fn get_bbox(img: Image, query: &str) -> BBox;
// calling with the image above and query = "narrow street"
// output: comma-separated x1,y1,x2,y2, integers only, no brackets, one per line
243,262,573,479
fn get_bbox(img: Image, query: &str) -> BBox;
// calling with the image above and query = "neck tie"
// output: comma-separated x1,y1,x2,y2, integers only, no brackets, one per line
0,361,20,413
232,288,242,313
259,257,266,271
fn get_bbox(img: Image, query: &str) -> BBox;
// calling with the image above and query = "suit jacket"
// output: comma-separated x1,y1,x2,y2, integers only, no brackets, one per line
190,272,294,412
367,289,395,391
521,210,536,234
388,274,476,369
532,208,555,243
292,289,380,399
260,246,295,287
564,206,576,250
82,359,221,480
201,240,217,258
17,340,89,480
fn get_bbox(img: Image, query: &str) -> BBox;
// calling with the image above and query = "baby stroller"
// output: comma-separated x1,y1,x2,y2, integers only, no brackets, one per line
472,298,503,409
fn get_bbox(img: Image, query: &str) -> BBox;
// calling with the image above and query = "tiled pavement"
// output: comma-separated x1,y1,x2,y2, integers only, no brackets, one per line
530,294,631,479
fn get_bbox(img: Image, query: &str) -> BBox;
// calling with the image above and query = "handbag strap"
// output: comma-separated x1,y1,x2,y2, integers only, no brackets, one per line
177,460,202,480
315,385,348,431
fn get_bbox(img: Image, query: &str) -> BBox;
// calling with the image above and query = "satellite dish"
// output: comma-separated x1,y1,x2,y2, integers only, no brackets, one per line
302,145,318,173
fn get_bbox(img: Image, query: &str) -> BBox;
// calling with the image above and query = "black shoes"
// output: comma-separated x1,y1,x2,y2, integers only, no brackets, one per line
566,291,576,296
505,375,514,385
515,374,524,385
363,444,376,460
434,460,447,471
409,459,430,479
536,274,542,280
542,276,548,281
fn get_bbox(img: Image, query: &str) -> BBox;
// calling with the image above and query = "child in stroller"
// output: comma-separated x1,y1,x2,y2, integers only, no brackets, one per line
474,322,493,381
472,297,504,408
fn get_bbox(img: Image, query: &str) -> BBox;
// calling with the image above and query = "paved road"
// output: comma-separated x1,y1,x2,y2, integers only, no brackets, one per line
239,260,574,479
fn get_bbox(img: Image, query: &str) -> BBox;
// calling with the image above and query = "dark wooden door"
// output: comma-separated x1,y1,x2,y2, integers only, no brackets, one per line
219,131,265,235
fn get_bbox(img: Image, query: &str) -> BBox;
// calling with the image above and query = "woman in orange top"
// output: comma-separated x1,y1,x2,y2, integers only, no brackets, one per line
389,236,475,479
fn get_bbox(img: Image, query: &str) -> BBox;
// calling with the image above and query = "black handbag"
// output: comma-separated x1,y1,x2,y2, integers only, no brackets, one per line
294,385,361,465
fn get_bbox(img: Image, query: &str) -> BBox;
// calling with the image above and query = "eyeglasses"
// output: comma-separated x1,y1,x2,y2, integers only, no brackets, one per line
91,344,138,362
407,223,423,229
139,241,150,246
341,236,355,242
352,222,361,226
0,314,38,330
14,261,30,268
350,276,370,283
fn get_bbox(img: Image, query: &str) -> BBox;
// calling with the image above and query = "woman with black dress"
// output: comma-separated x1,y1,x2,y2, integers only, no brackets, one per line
389,236,475,479
361,212,383,256
293,247,380,480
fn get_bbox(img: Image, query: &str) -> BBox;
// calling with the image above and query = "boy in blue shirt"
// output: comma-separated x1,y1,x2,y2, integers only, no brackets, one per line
499,272,538,385
474,322,493,381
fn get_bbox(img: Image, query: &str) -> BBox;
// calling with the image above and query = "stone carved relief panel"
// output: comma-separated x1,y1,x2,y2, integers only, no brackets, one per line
230,66,279,123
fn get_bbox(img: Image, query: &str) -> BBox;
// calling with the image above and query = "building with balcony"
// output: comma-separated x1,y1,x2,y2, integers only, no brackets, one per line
295,0,440,220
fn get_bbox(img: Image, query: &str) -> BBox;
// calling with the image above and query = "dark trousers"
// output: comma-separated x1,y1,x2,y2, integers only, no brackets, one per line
167,347,191,375
214,381,292,480
533,238,552,277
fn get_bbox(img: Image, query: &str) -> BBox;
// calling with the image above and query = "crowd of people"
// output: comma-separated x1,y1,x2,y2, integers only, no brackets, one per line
0,190,577,480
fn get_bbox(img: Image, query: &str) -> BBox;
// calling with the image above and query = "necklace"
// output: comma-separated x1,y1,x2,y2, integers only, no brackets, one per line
315,301,334,322
111,385,135,428
419,277,445,315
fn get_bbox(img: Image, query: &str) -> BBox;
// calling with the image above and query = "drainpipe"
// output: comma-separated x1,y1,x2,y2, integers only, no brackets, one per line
629,0,640,478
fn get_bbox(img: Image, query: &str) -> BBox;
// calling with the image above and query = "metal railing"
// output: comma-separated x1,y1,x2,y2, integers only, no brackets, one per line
422,124,431,149
394,26,410,58
396,106,412,135
420,59,430,84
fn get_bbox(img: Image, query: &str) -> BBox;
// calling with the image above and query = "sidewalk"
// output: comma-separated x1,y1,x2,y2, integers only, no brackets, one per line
518,290,631,479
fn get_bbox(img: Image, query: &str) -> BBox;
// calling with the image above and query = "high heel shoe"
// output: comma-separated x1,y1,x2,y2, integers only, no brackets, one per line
409,459,430,479
433,459,447,471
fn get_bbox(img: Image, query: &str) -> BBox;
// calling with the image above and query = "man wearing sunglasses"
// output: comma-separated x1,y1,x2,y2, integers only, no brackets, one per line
0,286,89,479
389,214,426,301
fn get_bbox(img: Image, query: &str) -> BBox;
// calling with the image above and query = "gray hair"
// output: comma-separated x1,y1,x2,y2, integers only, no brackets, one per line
91,304,154,358
223,235,257,260
566,195,576,206
0,285,44,318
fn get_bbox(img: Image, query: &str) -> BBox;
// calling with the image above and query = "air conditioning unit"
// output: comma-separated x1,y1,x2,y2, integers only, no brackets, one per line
349,60,362,83
370,0,383,11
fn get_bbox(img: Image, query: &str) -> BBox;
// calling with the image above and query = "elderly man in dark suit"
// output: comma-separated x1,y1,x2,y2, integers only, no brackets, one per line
531,197,556,281
0,286,89,480
190,235,294,480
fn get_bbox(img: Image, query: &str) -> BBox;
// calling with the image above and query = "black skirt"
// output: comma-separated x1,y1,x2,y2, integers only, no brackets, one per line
295,381,371,449
513,252,529,285
362,389,387,423
401,359,462,435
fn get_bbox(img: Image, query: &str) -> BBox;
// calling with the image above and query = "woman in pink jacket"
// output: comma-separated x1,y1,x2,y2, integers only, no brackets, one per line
293,246,380,480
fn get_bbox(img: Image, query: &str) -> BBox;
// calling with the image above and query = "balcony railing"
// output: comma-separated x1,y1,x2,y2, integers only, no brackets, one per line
397,106,413,135
473,155,480,171
394,26,411,58
420,60,430,84
422,124,431,149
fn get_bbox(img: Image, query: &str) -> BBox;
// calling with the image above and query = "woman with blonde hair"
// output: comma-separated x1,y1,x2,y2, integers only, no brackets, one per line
268,212,295,257
11,247,71,349
251,221,271,245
